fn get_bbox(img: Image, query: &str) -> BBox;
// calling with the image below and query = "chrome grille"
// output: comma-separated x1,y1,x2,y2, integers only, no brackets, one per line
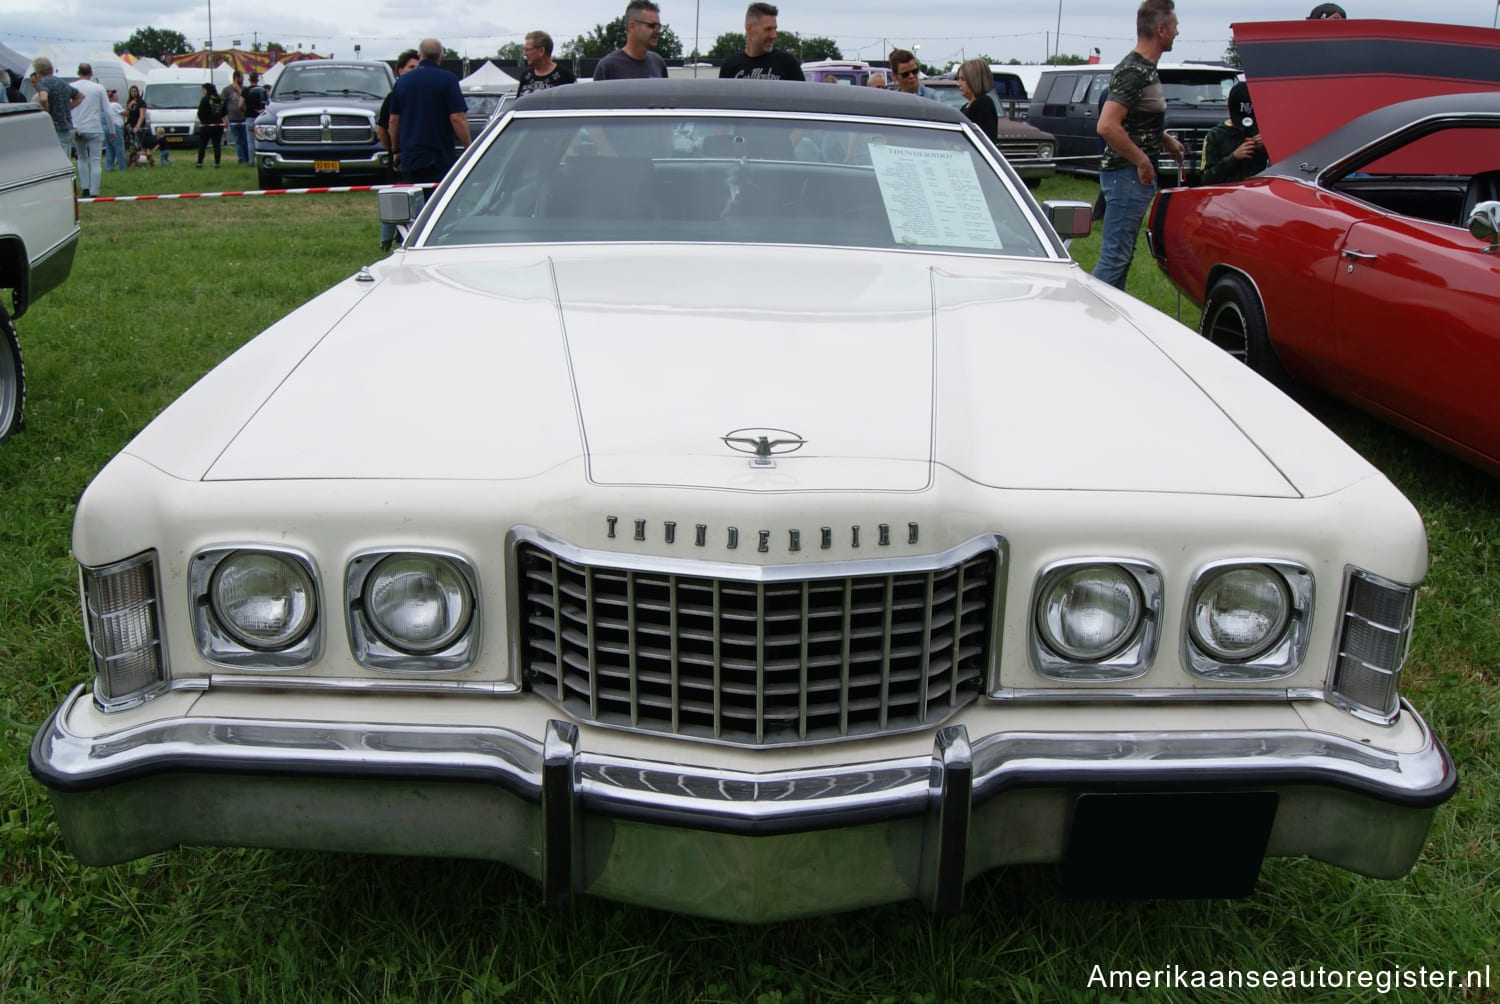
998,141,1043,161
278,113,374,145
517,538,999,746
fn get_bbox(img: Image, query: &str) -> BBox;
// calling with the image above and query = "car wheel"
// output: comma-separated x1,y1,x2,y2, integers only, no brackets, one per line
1200,273,1292,386
256,166,278,190
0,303,24,445
1024,177,1041,190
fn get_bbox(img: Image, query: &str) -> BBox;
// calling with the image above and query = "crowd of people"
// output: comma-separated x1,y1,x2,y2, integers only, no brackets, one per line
11,57,272,190
16,0,1345,280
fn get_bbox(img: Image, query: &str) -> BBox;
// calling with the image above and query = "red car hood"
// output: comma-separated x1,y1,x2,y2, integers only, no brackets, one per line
1232,18,1500,163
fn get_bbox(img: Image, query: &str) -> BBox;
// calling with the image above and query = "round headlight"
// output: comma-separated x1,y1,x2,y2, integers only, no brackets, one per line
364,554,473,654
1189,566,1291,661
1036,565,1142,661
1037,142,1055,161
210,551,316,650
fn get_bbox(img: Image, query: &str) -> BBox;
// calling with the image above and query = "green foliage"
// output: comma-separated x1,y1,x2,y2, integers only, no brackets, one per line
1224,38,1242,68
113,26,191,58
709,32,746,59
496,41,524,61
1046,53,1091,65
0,170,1494,1004
562,16,684,60
796,35,841,60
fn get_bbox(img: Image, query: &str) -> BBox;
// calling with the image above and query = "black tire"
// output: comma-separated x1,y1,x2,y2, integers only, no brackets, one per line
1200,273,1292,386
256,166,278,191
0,302,24,445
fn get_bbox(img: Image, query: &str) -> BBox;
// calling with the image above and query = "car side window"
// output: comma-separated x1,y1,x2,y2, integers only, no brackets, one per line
1328,123,1500,228
1069,75,1093,104
1086,74,1110,106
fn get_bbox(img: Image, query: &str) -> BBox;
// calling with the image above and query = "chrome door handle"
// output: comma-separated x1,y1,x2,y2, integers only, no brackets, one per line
1341,249,1378,261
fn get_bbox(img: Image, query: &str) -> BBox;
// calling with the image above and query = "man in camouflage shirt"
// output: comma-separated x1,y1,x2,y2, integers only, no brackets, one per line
1092,0,1186,290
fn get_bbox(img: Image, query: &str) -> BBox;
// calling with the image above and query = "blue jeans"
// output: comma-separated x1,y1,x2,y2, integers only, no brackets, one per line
55,129,72,156
229,121,250,163
74,131,104,194
104,130,127,170
1092,164,1157,291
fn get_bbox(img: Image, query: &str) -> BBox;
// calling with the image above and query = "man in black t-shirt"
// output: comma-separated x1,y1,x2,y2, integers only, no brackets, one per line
718,3,804,81
517,31,577,95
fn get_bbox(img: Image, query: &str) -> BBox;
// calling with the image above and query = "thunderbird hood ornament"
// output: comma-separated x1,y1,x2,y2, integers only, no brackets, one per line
722,428,806,468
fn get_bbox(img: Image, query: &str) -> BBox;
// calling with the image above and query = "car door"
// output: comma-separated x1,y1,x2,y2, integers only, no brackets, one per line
1032,73,1078,160
1333,214,1500,467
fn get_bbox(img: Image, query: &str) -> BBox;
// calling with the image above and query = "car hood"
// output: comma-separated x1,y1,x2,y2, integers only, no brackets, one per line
1233,18,1500,163
132,245,1359,498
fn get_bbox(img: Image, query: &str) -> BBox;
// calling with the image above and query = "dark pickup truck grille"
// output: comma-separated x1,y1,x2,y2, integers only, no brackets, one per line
277,112,374,145
517,539,999,746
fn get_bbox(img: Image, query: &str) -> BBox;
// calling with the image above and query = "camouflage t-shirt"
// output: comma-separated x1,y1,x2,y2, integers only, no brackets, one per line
1099,50,1165,172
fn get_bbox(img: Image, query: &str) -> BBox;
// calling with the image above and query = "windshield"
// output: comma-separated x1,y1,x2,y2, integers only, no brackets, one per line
1160,71,1239,106
145,83,210,109
425,113,1049,257
272,65,390,100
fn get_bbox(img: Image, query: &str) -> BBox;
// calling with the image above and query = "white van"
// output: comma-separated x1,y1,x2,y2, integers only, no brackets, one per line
143,66,229,152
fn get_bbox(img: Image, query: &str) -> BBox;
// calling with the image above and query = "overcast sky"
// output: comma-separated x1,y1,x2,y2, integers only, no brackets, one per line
4,1,1497,67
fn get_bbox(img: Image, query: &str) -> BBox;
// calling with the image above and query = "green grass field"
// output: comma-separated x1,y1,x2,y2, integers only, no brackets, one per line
0,165,1495,1003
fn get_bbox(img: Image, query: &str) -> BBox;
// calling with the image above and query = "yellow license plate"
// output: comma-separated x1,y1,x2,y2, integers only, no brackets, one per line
313,160,340,172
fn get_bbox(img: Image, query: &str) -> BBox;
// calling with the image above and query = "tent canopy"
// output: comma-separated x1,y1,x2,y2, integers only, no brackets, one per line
0,40,29,80
460,60,519,92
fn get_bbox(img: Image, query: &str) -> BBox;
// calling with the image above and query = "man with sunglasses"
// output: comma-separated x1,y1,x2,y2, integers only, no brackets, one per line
594,1,670,80
888,49,937,99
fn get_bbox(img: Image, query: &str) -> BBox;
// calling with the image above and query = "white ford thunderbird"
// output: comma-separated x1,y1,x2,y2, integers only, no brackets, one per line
31,81,1453,921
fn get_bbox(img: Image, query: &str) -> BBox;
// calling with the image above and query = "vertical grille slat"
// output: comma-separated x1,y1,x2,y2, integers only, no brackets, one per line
518,541,997,746
626,572,639,726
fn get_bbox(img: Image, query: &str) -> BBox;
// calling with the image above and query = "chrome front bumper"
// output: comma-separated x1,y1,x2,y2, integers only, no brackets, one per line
31,687,1454,922
256,151,388,174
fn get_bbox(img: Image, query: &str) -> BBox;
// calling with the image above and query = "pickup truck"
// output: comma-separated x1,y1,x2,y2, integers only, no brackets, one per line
0,102,80,444
251,60,394,190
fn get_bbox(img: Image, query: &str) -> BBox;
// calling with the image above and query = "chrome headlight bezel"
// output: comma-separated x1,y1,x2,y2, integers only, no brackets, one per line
190,546,323,669
346,549,481,673
1030,559,1163,681
1182,560,1313,681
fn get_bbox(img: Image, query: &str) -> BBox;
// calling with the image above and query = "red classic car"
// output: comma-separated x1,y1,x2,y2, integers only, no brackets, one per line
1149,88,1500,475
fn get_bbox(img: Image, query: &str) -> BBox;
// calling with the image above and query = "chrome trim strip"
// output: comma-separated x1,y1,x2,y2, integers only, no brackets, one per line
507,526,1004,583
207,675,519,695
34,687,1455,825
989,687,1302,702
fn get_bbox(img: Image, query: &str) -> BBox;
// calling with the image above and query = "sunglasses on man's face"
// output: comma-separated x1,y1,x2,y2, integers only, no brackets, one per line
897,69,919,78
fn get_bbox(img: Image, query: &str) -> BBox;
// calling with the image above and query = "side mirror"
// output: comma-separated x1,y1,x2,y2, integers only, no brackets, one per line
1043,199,1093,240
1468,200,1500,253
378,187,420,225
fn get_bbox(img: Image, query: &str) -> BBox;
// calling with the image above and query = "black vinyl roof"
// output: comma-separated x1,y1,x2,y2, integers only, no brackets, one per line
511,78,967,125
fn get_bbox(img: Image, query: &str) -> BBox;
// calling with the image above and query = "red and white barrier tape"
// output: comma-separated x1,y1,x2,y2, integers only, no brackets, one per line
81,182,435,204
